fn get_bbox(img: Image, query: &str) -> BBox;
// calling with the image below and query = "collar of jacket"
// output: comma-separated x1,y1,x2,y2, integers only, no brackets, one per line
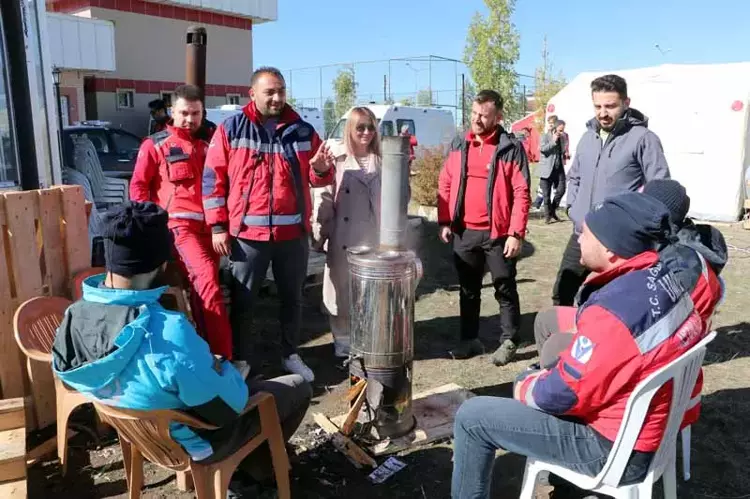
243,101,302,129
585,108,649,138
582,250,660,287
462,126,515,154
165,124,201,142
82,274,169,306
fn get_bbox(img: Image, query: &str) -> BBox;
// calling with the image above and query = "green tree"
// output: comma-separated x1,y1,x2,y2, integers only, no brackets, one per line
416,89,433,106
333,67,357,121
323,98,337,137
532,35,566,130
399,97,415,106
461,80,477,130
464,0,521,120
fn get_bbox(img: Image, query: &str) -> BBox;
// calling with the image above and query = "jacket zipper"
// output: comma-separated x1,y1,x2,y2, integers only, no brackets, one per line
268,132,275,241
588,132,615,211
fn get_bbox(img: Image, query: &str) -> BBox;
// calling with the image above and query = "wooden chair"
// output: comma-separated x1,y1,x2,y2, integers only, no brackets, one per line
13,296,89,476
94,392,291,499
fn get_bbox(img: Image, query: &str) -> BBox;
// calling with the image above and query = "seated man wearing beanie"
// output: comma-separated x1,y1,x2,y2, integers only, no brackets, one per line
52,201,312,493
451,192,706,498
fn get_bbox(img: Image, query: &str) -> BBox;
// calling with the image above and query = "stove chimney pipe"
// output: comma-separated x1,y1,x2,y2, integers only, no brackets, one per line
379,136,411,250
185,26,207,101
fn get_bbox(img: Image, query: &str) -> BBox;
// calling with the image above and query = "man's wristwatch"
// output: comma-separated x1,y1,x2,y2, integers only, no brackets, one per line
509,232,523,240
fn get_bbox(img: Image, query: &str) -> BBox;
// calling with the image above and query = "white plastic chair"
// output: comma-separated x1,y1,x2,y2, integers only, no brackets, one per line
519,331,716,499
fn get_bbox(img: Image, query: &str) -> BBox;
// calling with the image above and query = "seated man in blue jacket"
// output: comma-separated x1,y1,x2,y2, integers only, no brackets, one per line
52,201,312,493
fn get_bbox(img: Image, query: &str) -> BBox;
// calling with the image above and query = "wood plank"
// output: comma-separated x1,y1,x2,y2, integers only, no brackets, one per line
313,413,377,469
0,427,26,481
332,383,475,456
0,196,12,303
59,186,90,279
26,359,55,430
0,399,24,432
3,192,43,300
341,384,368,437
0,197,25,401
0,478,26,498
38,189,66,297
26,429,78,466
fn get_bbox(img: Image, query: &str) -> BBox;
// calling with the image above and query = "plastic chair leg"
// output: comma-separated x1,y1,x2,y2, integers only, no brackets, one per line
663,462,678,499
56,392,76,476
518,461,539,499
681,426,691,481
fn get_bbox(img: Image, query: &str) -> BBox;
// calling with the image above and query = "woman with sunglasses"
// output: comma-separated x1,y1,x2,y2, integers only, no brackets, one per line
312,107,382,361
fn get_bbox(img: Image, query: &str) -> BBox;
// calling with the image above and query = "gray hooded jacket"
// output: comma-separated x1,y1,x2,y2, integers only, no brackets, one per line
567,108,670,232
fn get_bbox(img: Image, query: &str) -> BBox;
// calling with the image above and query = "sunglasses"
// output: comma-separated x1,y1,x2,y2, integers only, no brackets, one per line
355,123,376,133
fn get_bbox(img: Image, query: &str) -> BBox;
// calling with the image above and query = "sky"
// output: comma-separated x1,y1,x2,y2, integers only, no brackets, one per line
252,0,750,110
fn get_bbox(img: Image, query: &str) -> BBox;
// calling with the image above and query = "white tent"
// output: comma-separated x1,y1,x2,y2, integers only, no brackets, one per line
547,63,750,222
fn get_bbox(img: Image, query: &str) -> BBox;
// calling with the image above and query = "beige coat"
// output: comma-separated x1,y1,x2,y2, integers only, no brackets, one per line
312,153,381,317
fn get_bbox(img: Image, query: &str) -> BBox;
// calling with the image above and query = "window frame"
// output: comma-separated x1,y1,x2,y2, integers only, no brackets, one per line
226,93,241,105
396,118,416,136
116,88,135,110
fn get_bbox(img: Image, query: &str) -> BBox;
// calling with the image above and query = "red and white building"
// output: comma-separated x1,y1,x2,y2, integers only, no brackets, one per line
46,0,277,136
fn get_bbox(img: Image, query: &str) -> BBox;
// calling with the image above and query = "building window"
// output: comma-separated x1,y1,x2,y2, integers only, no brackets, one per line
397,119,416,136
116,89,135,109
160,91,173,108
226,94,241,105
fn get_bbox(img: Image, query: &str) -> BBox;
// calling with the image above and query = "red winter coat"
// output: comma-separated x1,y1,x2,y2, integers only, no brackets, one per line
130,125,208,228
519,251,706,452
202,102,334,241
438,128,530,239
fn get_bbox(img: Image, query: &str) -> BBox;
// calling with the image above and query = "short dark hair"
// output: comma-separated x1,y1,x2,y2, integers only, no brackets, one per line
555,119,566,127
590,74,628,99
173,84,203,103
148,98,166,111
251,66,286,87
547,114,558,122
474,89,504,111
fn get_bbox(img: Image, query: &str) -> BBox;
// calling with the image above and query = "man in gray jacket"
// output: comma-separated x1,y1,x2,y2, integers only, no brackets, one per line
552,74,670,306
538,119,567,223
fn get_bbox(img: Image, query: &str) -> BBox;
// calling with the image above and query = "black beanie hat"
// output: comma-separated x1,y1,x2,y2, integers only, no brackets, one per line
642,179,690,227
101,201,172,277
585,192,671,259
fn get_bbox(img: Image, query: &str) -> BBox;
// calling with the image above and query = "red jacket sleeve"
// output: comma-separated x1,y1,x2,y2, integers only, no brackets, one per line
437,153,456,225
518,305,640,418
508,146,531,237
308,132,335,188
129,139,159,202
202,124,231,228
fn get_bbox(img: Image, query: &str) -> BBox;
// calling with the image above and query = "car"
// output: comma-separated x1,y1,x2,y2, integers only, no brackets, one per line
62,122,143,180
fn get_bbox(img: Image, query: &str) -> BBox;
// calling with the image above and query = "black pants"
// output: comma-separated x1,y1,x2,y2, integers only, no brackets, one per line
552,233,590,306
539,168,566,218
230,236,309,358
453,229,520,343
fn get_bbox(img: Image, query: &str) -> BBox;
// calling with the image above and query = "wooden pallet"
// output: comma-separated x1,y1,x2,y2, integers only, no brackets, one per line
0,186,91,431
0,398,26,497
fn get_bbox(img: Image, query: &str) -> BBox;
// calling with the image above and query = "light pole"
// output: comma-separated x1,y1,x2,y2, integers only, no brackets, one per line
52,67,66,168
405,62,424,104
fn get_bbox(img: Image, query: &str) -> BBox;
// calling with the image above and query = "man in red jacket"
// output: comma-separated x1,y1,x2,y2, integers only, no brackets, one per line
451,192,704,498
203,67,335,383
437,89,531,366
130,85,240,374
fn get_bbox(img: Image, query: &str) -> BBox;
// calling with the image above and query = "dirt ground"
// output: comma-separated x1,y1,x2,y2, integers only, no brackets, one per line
30,214,750,499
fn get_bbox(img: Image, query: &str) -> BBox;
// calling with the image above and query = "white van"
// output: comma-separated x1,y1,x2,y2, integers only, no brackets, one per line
329,104,456,152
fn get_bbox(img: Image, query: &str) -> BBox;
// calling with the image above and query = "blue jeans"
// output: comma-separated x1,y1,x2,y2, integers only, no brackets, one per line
451,397,651,499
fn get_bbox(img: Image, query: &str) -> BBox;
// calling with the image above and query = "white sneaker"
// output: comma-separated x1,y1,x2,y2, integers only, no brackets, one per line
282,354,315,383
231,360,251,380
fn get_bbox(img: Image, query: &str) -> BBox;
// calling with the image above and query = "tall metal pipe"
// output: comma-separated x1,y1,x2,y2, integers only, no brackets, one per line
380,135,411,250
185,26,207,101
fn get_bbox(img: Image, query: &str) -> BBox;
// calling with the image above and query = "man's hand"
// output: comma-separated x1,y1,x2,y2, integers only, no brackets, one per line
439,226,453,244
212,231,232,257
504,235,521,259
513,369,546,401
310,142,336,173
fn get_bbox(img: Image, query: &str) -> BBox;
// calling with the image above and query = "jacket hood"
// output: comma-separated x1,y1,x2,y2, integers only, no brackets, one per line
244,101,301,128
52,274,169,393
586,108,649,135
677,220,728,274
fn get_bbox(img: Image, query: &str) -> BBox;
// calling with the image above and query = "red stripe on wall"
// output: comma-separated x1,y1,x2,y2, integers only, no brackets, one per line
88,77,248,97
46,0,254,30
